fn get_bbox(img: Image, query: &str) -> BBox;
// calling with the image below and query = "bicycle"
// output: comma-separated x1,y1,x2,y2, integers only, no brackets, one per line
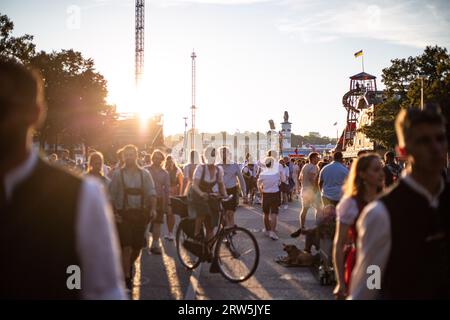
171,194,260,283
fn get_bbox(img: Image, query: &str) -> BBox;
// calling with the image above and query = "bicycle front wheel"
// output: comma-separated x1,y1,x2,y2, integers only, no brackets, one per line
176,220,201,270
214,226,259,283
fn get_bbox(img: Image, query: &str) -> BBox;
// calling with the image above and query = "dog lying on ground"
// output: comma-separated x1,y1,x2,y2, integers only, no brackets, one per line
276,243,320,267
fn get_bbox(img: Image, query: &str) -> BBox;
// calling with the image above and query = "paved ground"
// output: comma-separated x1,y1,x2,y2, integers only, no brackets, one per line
132,197,334,300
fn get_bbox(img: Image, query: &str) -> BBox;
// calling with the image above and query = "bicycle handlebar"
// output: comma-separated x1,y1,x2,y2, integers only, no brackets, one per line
207,193,234,202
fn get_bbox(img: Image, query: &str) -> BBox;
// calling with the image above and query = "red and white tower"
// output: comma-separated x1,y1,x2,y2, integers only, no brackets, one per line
190,51,197,151
135,0,145,87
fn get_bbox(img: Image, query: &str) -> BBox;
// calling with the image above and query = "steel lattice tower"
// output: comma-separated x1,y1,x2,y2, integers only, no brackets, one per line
135,0,145,87
190,51,197,151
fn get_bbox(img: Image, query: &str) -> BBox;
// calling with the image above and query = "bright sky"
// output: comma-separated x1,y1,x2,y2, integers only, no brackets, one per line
3,0,450,137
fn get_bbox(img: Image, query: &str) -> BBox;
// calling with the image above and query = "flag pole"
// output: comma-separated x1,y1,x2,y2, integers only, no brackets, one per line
362,54,365,72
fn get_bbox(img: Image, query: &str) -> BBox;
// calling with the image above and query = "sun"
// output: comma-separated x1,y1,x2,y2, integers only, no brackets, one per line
108,79,153,119
108,78,182,136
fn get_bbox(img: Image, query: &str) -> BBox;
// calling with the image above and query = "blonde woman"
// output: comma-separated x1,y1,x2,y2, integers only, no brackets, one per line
165,155,184,196
333,153,384,299
87,151,110,186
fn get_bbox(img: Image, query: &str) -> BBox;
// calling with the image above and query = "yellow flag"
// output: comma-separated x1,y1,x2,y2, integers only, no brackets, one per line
354,50,363,58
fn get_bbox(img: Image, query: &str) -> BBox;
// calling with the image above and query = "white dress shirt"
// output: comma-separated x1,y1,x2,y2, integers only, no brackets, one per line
3,149,126,300
348,173,446,300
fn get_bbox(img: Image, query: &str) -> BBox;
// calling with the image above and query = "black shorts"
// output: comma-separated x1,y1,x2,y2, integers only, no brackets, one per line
223,187,239,211
262,192,280,214
280,182,290,193
244,176,256,194
117,219,147,250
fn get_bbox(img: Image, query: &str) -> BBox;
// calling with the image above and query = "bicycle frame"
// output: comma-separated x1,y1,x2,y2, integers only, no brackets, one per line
203,195,229,250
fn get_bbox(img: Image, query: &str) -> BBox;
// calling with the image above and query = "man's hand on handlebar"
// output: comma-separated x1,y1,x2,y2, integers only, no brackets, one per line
200,191,209,200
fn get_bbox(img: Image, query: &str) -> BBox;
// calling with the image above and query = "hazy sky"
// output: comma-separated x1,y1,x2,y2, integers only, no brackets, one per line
3,0,450,137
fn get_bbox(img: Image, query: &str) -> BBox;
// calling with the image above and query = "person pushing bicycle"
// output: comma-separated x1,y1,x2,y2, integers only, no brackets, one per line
188,146,228,242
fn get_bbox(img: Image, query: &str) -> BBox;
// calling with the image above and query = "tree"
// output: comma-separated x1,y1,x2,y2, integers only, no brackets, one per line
0,13,117,154
291,133,335,147
30,50,117,153
0,13,35,63
361,46,450,148
359,97,400,149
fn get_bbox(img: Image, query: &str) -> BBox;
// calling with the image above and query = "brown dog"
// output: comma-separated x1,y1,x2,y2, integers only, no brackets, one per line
281,243,319,266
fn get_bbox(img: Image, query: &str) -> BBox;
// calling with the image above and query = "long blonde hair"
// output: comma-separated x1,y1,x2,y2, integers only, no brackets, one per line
87,151,104,175
343,153,381,198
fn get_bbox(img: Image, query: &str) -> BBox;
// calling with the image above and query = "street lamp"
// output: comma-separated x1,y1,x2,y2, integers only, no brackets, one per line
183,116,188,163
268,119,282,156
333,122,338,148
418,75,425,110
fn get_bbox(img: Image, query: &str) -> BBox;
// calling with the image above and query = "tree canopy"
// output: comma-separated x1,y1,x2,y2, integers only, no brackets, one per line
361,46,450,149
0,13,117,154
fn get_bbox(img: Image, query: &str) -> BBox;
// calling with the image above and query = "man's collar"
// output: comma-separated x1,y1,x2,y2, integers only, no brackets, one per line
401,172,445,208
4,148,39,200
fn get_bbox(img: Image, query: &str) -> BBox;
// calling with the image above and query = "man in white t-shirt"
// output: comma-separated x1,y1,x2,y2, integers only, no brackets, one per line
291,152,320,238
257,157,286,240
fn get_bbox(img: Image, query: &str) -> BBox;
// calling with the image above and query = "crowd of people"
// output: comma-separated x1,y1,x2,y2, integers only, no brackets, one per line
1,59,450,300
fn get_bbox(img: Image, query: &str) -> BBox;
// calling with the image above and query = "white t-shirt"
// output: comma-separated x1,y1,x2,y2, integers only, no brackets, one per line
336,196,359,225
193,164,224,184
293,164,300,179
183,163,197,181
257,171,282,193
283,166,290,182
300,163,319,190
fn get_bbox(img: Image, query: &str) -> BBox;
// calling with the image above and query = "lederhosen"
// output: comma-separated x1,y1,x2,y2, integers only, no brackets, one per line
118,168,149,224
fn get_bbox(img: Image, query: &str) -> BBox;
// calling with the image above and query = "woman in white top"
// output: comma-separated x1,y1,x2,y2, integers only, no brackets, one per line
333,153,384,299
189,147,227,241
257,157,286,240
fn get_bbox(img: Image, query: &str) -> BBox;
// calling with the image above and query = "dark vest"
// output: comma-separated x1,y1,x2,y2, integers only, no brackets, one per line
380,179,450,299
0,158,82,300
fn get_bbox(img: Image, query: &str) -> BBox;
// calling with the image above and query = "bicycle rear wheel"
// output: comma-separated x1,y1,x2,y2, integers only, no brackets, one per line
176,221,201,270
214,226,259,283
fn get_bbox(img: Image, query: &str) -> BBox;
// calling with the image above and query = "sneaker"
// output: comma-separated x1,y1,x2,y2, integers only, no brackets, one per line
269,231,279,240
290,228,302,238
283,205,288,210
165,233,175,241
150,246,162,255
